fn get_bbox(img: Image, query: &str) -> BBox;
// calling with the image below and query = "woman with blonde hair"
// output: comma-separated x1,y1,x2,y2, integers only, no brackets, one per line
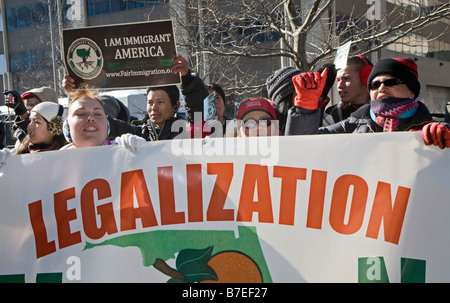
61,88,146,150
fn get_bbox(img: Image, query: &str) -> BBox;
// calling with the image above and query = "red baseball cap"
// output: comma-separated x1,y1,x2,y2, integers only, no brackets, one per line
237,98,277,120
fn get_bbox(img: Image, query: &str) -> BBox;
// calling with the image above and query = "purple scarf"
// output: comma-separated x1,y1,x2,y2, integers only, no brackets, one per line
370,97,419,132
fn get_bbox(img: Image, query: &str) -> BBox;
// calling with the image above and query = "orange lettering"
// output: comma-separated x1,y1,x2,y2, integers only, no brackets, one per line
158,167,185,225
186,164,203,222
28,200,56,258
306,170,328,229
81,179,118,240
207,163,234,221
237,164,273,223
54,188,81,249
273,166,307,225
366,182,411,244
120,170,158,231
329,175,368,235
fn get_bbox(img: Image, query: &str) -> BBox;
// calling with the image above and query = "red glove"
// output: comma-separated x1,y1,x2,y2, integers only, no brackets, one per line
292,69,328,110
187,120,211,138
422,122,450,149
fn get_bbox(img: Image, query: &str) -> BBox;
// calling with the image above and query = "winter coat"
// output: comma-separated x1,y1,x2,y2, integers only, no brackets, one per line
108,71,208,141
181,71,209,123
109,115,186,141
285,101,434,135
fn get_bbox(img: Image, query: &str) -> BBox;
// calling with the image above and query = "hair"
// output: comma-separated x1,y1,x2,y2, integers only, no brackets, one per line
67,88,105,115
206,83,226,102
146,85,180,107
347,55,373,73
16,131,67,155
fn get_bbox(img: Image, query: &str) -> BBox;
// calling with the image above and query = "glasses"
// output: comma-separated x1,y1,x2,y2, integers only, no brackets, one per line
241,118,272,129
369,78,403,90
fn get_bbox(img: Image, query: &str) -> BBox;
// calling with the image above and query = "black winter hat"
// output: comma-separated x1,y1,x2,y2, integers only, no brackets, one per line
367,58,421,98
266,66,303,104
100,95,131,123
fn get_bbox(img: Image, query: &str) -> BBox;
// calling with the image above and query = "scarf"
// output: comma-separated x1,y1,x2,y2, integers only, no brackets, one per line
28,142,53,152
370,97,419,132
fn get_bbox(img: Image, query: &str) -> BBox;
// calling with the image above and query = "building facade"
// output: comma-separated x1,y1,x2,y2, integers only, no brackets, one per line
0,0,448,114
0,0,171,97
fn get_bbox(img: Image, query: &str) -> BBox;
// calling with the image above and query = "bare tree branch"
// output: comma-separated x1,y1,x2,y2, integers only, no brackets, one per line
170,0,450,100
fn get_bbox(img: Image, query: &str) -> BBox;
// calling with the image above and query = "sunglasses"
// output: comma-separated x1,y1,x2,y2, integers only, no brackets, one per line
241,118,272,129
369,78,403,90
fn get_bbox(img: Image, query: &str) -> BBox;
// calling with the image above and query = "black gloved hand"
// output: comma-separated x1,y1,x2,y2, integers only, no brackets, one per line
4,90,27,116
0,121,5,149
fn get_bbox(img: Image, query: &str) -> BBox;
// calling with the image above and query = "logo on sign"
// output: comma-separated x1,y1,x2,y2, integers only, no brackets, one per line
67,38,103,80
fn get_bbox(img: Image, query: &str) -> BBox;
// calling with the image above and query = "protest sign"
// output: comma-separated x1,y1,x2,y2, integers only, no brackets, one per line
63,20,180,89
0,132,449,283
334,41,352,69
203,92,217,121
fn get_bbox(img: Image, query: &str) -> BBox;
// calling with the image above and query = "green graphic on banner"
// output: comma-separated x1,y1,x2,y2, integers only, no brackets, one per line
0,272,62,283
358,256,426,283
358,257,390,283
85,225,272,283
400,258,426,283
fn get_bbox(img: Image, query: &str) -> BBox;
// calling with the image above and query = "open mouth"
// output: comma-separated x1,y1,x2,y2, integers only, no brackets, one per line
84,126,98,132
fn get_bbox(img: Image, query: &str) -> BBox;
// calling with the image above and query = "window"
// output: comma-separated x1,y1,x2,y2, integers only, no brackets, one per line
9,49,52,73
94,0,111,15
9,53,21,73
0,55,6,74
126,0,144,10
5,8,18,30
31,3,50,25
87,0,96,16
21,52,35,70
387,31,450,62
6,3,51,30
17,6,33,29
110,0,127,12
87,0,169,16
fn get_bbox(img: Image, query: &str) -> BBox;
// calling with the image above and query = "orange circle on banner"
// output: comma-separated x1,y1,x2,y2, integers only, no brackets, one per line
200,251,263,283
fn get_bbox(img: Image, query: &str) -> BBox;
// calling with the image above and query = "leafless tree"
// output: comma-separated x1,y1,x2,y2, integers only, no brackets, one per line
170,0,450,100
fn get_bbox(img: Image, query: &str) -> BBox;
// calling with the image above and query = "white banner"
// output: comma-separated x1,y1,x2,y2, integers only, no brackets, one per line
0,132,449,283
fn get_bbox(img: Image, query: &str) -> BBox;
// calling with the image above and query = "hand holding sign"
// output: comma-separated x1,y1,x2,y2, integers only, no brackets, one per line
63,74,76,92
170,55,190,77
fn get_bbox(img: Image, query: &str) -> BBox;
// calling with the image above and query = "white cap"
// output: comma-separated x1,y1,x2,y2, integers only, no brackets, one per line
31,102,63,122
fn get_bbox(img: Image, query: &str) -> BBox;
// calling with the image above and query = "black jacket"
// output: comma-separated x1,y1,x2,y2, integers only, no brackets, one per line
286,101,434,135
109,71,208,141
109,115,186,141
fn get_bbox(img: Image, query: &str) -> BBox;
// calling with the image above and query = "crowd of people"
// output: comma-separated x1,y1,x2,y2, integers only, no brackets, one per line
0,54,449,168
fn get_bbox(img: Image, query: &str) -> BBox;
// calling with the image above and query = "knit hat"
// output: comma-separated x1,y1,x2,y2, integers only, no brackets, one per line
100,95,121,118
237,98,277,120
367,58,420,98
266,67,303,104
31,102,64,136
100,95,131,123
22,87,58,103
